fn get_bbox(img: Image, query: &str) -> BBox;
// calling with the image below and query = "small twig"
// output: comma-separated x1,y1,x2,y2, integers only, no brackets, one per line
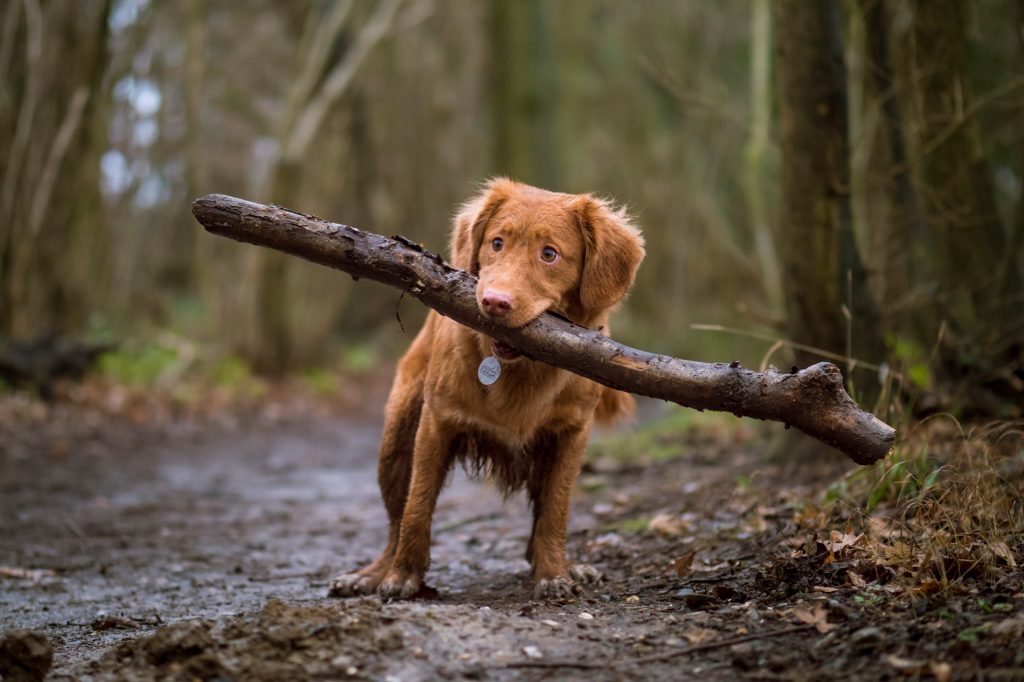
621,624,815,666
681,573,735,585
395,290,406,333
436,512,502,533
62,515,87,541
501,624,815,670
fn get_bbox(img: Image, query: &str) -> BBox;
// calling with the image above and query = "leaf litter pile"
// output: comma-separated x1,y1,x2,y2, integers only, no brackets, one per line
1,384,1022,681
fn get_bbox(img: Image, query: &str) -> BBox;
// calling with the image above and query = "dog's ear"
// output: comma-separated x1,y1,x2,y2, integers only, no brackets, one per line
450,178,514,275
574,195,645,312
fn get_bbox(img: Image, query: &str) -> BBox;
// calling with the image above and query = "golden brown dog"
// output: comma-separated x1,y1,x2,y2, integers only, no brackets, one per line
330,178,644,599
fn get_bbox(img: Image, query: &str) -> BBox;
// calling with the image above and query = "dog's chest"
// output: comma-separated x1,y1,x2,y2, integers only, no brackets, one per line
461,367,573,445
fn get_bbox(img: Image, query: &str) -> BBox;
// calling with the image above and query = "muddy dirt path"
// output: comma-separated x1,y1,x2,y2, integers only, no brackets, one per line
2,396,1021,680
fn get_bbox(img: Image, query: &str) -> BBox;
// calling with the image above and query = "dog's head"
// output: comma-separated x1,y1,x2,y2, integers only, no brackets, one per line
450,178,644,359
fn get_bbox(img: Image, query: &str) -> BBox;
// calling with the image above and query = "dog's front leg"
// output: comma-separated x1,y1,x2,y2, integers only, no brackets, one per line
528,426,595,599
377,408,454,599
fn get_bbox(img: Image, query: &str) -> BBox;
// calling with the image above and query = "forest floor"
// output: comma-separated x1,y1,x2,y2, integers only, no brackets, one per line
1,373,1022,681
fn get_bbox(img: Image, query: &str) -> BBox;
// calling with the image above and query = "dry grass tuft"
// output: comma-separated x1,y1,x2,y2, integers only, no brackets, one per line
826,418,1024,593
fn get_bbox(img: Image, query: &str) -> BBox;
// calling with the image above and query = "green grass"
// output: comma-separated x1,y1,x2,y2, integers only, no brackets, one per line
98,345,181,388
828,444,943,513
588,408,746,464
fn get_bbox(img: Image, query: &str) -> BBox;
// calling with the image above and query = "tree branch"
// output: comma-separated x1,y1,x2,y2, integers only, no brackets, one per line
192,194,895,464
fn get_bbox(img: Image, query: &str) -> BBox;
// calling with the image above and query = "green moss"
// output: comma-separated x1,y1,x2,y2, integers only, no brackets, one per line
588,408,744,464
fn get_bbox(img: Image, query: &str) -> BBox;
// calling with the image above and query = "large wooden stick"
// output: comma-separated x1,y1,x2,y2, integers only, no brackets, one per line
192,194,895,464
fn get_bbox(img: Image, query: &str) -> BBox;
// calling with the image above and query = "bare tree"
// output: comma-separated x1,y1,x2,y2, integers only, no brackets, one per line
245,0,405,372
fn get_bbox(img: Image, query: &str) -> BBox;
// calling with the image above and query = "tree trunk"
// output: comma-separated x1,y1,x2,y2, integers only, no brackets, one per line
892,1,1016,322
491,0,559,187
193,193,895,464
743,0,782,311
1012,0,1024,297
241,0,402,373
772,0,884,386
850,0,929,338
887,0,1024,410
0,0,112,337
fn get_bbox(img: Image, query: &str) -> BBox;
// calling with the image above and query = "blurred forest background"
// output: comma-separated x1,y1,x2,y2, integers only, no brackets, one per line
1,0,1022,419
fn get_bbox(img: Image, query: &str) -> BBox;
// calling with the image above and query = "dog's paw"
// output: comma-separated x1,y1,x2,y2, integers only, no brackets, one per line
533,575,582,600
328,572,379,598
377,569,424,600
569,563,603,585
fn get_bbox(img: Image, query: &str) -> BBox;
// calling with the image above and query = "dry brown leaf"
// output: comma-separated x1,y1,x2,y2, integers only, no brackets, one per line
882,541,913,562
0,566,57,581
647,513,688,537
794,504,826,528
991,617,1024,638
848,570,867,588
883,654,928,675
930,662,952,682
790,603,836,633
912,578,944,597
824,529,863,554
988,541,1018,567
681,627,717,645
669,552,696,577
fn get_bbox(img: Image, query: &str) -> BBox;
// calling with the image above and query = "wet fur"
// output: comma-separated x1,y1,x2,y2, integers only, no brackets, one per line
331,178,645,600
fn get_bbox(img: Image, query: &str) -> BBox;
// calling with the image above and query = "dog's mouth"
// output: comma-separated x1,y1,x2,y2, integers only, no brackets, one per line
490,340,522,361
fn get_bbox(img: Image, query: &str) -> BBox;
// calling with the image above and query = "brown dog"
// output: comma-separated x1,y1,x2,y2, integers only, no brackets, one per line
330,178,645,599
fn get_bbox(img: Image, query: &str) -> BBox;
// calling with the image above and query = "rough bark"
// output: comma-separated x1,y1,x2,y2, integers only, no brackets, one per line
743,0,782,311
853,0,927,334
192,193,895,465
491,0,559,187
0,0,112,337
892,1,1017,328
772,0,884,385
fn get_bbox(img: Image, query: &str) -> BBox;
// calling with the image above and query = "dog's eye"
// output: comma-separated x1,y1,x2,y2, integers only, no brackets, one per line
491,238,504,252
540,246,559,263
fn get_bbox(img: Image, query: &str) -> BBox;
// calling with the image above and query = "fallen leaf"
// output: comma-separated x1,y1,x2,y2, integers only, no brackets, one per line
791,603,836,633
930,662,952,682
522,646,543,659
991,617,1024,638
883,654,928,674
648,513,688,537
669,552,696,577
989,541,1017,567
823,530,863,562
681,627,717,645
0,566,57,581
912,578,944,597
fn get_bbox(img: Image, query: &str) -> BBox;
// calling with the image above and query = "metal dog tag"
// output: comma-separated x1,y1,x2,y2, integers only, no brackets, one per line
477,356,501,385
